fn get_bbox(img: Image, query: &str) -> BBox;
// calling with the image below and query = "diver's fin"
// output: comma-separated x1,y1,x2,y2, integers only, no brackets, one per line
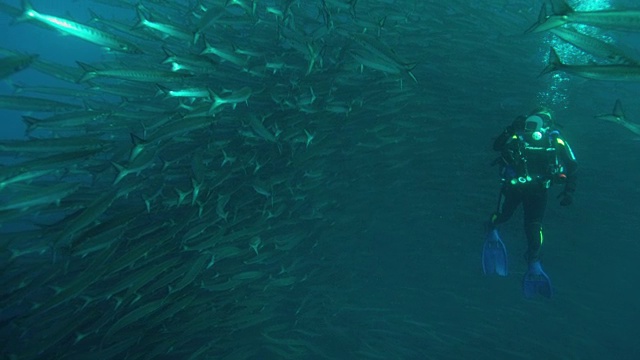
523,261,553,298
482,229,508,276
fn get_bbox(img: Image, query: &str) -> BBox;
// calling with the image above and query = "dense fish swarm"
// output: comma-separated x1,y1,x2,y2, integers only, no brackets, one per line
1,0,638,359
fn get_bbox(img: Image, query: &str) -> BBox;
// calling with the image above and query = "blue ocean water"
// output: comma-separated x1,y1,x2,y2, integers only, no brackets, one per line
1,0,639,359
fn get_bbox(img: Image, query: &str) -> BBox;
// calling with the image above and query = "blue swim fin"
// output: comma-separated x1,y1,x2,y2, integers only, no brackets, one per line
482,229,508,276
523,261,553,299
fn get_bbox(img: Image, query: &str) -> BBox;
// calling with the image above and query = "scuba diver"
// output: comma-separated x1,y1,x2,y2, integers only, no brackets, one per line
482,107,577,299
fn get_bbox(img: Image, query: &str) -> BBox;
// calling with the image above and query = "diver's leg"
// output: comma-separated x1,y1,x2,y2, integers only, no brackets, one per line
523,187,548,262
483,186,518,276
522,186,552,298
489,186,521,227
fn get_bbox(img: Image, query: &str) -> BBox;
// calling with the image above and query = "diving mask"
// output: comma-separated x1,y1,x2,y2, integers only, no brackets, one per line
524,115,546,141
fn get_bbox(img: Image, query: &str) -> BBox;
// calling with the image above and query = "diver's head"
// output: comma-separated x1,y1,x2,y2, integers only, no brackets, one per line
524,107,553,141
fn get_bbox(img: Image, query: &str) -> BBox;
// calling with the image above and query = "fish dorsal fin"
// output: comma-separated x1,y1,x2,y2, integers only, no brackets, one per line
550,0,573,15
613,99,625,119
538,4,547,22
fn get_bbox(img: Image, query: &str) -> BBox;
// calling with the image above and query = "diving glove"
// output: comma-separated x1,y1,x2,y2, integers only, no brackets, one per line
557,190,572,206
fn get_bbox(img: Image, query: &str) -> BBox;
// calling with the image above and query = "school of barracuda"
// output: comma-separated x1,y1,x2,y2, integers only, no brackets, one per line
1,0,640,358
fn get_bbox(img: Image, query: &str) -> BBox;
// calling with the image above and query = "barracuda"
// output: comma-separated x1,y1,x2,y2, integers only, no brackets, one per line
77,61,194,83
0,53,38,79
549,27,638,64
528,0,640,33
595,99,640,136
541,47,640,81
17,0,142,53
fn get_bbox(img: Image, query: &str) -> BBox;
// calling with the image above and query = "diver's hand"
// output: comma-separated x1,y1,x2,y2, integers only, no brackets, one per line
557,190,572,206
510,116,526,131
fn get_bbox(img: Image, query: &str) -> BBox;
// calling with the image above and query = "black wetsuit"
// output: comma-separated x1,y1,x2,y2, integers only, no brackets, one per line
490,124,577,263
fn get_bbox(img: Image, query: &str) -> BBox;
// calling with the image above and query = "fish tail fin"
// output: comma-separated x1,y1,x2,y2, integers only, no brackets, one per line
407,70,418,84
160,46,176,64
133,7,148,29
404,63,418,83
15,0,35,23
525,3,567,33
199,35,213,56
155,83,170,99
21,0,33,11
207,89,222,113
76,61,97,83
111,162,128,185
130,133,148,149
12,82,24,94
22,115,38,134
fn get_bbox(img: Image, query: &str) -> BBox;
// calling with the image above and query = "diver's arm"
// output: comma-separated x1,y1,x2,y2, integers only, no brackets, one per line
493,129,513,151
558,137,578,194
494,116,525,151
